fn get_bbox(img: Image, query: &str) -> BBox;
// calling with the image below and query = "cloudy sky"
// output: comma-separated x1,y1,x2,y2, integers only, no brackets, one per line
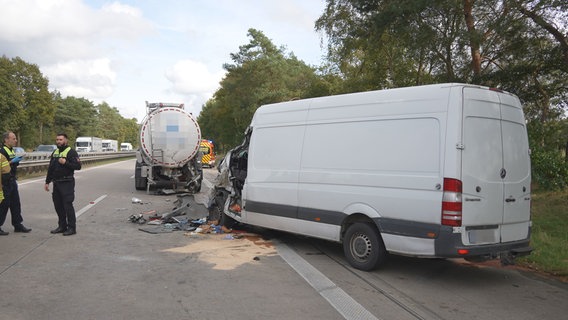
0,0,327,121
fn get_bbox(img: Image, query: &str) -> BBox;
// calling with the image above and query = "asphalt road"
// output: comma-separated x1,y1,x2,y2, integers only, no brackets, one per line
1,159,567,320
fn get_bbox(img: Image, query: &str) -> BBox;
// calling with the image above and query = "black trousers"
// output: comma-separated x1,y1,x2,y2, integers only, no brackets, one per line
52,179,76,229
0,179,24,227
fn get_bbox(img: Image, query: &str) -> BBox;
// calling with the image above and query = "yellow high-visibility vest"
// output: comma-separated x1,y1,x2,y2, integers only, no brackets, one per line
0,154,9,175
2,146,15,160
53,147,71,158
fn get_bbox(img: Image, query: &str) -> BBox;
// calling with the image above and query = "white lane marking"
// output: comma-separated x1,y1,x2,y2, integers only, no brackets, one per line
76,194,107,218
276,241,380,320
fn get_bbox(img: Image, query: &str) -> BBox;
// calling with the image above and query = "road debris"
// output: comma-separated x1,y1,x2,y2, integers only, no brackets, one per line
128,193,234,236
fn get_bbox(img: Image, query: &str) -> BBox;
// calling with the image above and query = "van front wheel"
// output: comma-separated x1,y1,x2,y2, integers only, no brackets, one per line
343,222,387,271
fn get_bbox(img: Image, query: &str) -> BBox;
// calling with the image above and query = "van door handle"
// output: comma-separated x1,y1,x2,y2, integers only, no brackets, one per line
505,198,516,203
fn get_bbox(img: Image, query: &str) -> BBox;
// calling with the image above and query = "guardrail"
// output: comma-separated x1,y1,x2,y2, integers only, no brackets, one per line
18,151,136,174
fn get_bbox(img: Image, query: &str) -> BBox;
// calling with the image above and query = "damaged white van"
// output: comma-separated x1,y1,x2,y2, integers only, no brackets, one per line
209,83,532,271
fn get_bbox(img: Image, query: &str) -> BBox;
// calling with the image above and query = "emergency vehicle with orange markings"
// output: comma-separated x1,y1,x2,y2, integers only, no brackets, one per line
200,139,216,168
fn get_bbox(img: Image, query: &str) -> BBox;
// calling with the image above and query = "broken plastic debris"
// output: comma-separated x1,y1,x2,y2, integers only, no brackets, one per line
191,218,206,225
128,214,147,224
131,197,142,204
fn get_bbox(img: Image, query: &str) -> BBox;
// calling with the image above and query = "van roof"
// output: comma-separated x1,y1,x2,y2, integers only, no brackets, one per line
251,83,517,128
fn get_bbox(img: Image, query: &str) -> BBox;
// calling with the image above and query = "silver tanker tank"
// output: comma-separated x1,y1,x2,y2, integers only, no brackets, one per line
135,102,203,192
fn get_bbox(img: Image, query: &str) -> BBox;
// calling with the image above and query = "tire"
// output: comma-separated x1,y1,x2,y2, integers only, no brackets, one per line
134,162,147,190
343,222,387,271
208,193,235,228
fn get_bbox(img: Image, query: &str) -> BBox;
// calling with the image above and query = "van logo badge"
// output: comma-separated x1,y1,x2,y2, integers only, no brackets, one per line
500,168,507,179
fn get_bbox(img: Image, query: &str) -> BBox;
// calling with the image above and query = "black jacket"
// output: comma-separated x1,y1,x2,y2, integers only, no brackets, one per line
45,145,82,184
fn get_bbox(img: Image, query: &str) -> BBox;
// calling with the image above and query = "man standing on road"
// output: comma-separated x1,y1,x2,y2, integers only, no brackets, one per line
0,153,8,234
0,131,31,235
44,133,81,236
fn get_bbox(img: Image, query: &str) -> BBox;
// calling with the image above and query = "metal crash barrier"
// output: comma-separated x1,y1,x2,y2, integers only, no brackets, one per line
17,151,136,175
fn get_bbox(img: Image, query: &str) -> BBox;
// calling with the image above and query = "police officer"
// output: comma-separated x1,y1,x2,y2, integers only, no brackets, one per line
44,133,81,236
0,153,8,234
0,131,31,235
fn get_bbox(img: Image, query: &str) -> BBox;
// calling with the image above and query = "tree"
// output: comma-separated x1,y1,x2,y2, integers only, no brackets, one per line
11,57,55,146
96,102,122,139
199,28,328,149
511,0,568,70
52,95,98,143
315,0,567,189
1,55,139,149
117,117,140,148
0,56,27,141
315,0,567,87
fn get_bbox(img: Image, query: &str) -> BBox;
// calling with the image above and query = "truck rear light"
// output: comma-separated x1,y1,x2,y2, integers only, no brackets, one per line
442,178,462,227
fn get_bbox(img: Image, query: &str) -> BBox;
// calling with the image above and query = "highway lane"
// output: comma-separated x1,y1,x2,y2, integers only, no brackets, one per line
0,159,567,319
0,159,344,320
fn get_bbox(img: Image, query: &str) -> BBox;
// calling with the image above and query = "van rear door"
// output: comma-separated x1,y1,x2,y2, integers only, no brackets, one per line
460,87,531,245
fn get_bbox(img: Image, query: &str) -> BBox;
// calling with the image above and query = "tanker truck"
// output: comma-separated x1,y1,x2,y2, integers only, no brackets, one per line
134,102,203,192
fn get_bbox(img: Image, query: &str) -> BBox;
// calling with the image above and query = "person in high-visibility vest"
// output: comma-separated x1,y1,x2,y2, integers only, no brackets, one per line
0,131,31,235
44,132,82,236
0,153,8,234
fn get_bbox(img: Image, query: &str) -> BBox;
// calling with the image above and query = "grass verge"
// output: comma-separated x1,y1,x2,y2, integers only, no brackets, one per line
518,188,568,281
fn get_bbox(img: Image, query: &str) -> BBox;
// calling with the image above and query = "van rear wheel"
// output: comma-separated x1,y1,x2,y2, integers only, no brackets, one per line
343,222,387,271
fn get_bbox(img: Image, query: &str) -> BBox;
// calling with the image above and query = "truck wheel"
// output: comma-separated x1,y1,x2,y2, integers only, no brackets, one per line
134,162,147,190
343,222,387,271
135,177,147,190
187,180,201,193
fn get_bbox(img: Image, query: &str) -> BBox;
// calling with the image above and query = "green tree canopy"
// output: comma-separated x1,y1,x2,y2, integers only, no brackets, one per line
198,28,328,150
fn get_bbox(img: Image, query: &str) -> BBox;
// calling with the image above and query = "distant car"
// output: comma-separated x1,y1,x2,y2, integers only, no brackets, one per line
13,147,26,156
34,145,57,153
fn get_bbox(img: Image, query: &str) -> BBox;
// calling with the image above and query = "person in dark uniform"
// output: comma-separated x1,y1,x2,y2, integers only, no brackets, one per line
0,131,31,235
44,133,81,236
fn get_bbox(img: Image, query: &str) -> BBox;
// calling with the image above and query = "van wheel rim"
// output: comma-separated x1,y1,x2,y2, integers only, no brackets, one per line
351,234,372,261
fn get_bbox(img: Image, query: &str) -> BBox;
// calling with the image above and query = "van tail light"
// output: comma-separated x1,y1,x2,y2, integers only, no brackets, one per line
442,178,462,227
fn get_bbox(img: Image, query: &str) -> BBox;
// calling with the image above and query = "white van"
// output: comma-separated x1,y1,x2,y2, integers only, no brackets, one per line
120,142,133,151
210,83,532,270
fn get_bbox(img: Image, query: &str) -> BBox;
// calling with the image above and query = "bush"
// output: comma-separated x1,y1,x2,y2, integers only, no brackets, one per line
531,149,568,190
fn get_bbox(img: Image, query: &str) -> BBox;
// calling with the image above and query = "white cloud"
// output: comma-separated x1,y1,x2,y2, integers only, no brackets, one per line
165,60,225,95
43,58,116,99
0,0,153,62
163,59,225,117
101,1,142,16
0,0,325,121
